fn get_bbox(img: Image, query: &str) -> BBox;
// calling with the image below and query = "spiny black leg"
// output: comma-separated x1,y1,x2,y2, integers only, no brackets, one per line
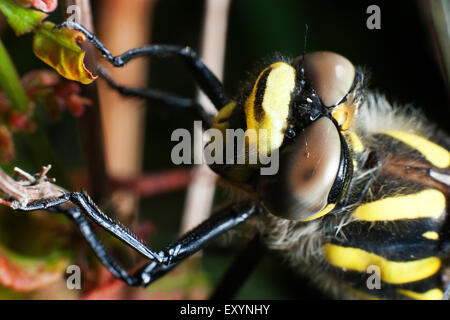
61,207,141,286
163,203,258,265
16,199,147,286
14,193,260,287
98,66,194,107
210,234,265,300
58,21,230,111
15,191,161,262
11,194,70,211
97,67,214,126
133,203,259,286
68,192,162,263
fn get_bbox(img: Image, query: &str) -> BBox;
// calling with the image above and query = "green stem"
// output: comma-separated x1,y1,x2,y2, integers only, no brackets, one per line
0,38,28,112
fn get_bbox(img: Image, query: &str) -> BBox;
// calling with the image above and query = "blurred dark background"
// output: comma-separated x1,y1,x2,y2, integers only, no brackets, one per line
0,0,448,299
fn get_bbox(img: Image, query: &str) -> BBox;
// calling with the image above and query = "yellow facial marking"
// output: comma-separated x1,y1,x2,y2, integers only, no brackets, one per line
245,62,295,156
346,131,364,153
397,288,443,300
322,243,441,284
212,101,237,133
422,231,439,240
353,189,445,221
384,131,450,168
302,203,336,222
332,102,356,131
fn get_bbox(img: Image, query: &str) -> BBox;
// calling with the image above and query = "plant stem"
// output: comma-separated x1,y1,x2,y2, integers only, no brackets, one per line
180,0,231,234
0,38,28,112
62,0,109,200
97,0,156,220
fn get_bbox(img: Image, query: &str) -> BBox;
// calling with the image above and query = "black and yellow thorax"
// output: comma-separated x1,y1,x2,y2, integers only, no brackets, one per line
207,51,450,299
318,104,450,299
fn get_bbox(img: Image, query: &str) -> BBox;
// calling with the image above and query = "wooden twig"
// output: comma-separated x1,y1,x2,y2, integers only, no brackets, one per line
62,0,109,200
0,166,66,208
180,0,231,234
112,169,193,198
96,0,157,219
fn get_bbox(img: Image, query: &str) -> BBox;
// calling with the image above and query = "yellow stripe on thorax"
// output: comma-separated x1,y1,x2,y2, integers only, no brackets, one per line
322,243,441,284
384,131,450,168
244,62,295,156
397,288,443,300
352,189,445,221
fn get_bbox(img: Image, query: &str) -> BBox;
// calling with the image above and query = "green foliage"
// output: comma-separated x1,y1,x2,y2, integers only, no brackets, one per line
0,0,47,36
0,39,29,112
33,21,96,84
0,0,95,84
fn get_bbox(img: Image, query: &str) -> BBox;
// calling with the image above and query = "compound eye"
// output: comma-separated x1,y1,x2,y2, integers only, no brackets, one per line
260,117,342,220
288,117,341,219
299,51,355,107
